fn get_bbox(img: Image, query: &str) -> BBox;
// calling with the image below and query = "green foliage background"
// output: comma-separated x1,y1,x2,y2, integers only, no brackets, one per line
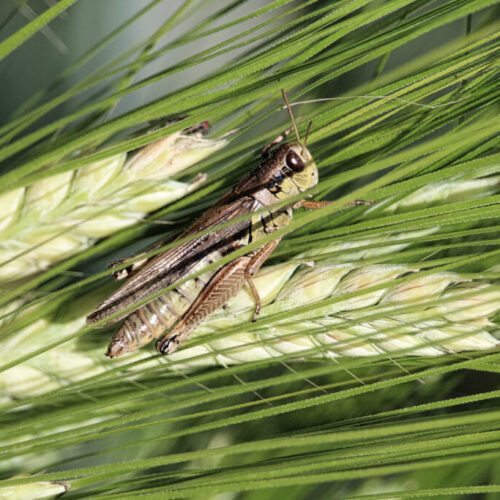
0,0,500,498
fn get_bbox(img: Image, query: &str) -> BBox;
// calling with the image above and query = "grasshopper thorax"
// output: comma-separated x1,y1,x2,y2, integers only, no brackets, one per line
263,142,318,200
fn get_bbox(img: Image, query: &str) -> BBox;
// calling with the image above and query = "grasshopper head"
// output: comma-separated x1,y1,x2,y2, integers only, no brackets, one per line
281,142,318,192
265,142,318,200
258,89,320,200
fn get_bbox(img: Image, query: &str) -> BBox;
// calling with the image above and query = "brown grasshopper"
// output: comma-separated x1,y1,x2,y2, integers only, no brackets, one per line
87,90,368,357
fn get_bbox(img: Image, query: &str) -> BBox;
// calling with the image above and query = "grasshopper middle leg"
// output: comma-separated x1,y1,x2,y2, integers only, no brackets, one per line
294,200,373,210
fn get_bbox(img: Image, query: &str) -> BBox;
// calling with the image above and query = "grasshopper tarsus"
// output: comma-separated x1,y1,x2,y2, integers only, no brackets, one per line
113,268,133,281
182,120,210,136
348,199,374,206
109,257,148,281
106,342,123,358
108,235,179,282
157,335,178,355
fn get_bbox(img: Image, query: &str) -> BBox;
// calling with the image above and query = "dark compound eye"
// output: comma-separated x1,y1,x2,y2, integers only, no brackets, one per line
285,151,305,173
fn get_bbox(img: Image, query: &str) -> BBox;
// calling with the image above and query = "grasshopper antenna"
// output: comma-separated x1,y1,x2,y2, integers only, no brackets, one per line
304,120,312,147
281,88,301,144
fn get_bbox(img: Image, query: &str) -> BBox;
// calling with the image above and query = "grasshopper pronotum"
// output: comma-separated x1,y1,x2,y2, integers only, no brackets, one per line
87,90,367,357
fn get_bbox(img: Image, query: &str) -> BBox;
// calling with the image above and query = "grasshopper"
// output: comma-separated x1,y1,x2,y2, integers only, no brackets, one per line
87,90,367,357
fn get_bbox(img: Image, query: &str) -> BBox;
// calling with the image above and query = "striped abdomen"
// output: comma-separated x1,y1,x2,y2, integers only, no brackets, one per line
106,250,223,357
106,206,292,357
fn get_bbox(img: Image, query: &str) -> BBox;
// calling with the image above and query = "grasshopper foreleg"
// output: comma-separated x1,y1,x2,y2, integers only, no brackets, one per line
261,127,293,158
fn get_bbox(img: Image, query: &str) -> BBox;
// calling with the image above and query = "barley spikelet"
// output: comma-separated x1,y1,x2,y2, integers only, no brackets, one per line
0,129,226,282
1,263,498,401
0,479,68,500
0,169,498,401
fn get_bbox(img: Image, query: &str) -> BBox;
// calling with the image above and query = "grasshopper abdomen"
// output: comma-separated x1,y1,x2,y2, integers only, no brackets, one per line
105,250,223,357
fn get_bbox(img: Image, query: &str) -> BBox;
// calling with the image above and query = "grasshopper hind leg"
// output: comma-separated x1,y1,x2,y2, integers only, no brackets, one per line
156,256,252,355
156,240,280,355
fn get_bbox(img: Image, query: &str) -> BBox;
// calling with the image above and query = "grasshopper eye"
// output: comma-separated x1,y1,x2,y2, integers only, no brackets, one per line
286,151,304,173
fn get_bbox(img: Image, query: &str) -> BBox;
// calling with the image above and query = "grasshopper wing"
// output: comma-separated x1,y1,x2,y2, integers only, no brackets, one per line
86,196,260,326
